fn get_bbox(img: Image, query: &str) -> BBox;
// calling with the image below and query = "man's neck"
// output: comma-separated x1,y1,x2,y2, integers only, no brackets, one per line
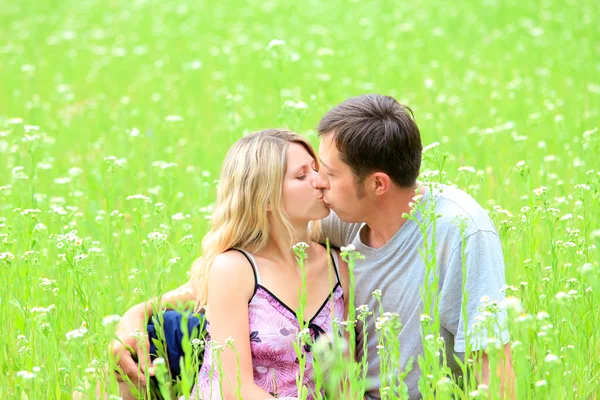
361,183,425,249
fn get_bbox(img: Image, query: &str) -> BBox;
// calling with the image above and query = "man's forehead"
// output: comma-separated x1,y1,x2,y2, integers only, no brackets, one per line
318,137,341,170
318,135,336,157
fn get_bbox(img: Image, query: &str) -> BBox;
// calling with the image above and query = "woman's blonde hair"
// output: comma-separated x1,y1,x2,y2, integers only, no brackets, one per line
191,129,321,310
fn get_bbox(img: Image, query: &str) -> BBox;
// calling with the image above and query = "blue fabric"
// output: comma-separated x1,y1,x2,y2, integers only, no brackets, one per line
147,310,205,379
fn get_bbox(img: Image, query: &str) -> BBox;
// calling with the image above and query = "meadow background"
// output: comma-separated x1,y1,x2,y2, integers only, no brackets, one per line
1,0,599,398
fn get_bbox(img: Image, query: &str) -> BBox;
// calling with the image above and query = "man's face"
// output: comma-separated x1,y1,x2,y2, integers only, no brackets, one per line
315,133,370,223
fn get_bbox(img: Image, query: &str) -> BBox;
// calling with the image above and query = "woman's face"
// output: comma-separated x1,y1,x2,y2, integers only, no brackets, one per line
281,142,330,224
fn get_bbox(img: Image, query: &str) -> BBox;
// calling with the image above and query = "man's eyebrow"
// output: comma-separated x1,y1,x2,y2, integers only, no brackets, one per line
319,157,331,170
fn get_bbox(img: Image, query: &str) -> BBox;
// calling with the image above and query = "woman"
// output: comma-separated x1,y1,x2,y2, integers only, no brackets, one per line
188,129,349,399
116,129,349,400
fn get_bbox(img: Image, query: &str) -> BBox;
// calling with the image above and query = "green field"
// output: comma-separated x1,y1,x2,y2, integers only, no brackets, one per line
1,0,599,398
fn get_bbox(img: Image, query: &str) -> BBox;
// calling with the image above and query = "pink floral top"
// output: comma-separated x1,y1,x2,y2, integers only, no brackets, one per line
189,248,345,399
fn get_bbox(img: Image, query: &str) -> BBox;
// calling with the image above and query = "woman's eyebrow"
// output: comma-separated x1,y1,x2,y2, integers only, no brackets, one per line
292,164,308,174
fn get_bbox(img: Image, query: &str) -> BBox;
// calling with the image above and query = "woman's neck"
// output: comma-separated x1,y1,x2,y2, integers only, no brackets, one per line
255,218,317,265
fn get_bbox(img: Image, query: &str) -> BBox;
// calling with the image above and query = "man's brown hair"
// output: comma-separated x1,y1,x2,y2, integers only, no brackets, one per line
318,94,422,188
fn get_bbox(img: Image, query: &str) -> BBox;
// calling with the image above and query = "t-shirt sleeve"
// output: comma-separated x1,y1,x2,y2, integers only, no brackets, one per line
318,211,362,248
439,230,510,353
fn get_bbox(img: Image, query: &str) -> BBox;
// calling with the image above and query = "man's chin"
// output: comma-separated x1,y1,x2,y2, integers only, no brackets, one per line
329,208,362,223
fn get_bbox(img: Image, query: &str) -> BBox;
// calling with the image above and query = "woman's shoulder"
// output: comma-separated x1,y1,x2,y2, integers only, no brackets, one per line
208,250,256,293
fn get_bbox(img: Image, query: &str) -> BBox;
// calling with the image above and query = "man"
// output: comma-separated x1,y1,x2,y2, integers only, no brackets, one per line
111,94,514,399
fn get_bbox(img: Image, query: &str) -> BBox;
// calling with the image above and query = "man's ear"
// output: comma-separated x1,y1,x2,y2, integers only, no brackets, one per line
371,172,391,196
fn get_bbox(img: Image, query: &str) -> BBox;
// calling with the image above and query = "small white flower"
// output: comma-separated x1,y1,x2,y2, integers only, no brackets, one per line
422,141,440,153
340,244,356,252
560,213,573,221
458,166,476,173
148,231,167,242
153,357,166,365
292,242,309,250
502,296,523,313
74,254,88,261
535,379,547,387
536,311,550,320
126,194,152,203
171,212,186,221
544,353,560,364
533,186,547,196
356,305,370,314
294,101,308,109
265,39,286,51
102,315,122,326
574,183,591,191
65,327,88,340
17,370,36,379
54,177,72,185
68,167,83,177
165,115,183,122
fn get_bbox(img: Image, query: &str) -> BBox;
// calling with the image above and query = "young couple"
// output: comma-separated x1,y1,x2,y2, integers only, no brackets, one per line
111,94,514,399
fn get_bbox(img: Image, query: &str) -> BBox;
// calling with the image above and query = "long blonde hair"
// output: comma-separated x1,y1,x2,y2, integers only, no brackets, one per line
191,129,321,310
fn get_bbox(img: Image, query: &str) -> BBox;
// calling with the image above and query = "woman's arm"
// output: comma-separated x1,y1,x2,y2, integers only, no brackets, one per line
206,251,274,400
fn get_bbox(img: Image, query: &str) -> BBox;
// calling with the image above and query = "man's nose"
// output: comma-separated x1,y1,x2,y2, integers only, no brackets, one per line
313,170,329,190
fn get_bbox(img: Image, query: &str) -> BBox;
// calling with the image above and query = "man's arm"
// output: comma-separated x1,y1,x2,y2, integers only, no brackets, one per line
439,230,513,395
110,281,196,386
479,343,515,398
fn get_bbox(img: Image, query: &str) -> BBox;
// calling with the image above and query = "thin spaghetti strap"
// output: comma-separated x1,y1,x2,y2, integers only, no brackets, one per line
232,248,262,286
329,248,342,285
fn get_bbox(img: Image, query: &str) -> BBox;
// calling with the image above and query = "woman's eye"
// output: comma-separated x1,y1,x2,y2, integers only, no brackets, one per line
297,175,307,180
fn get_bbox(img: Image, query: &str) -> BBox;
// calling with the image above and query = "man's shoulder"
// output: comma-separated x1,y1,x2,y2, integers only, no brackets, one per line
431,184,497,235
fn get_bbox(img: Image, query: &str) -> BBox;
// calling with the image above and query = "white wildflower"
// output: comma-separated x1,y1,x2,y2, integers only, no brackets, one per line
422,142,440,153
102,315,122,326
126,194,152,203
458,166,476,173
265,39,285,51
340,244,356,252
65,327,88,340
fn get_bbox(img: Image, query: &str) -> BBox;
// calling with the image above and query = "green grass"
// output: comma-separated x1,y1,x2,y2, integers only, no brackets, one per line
1,0,599,398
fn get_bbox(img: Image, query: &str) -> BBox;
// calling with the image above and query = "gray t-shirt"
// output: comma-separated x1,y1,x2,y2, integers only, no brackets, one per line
321,184,509,400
